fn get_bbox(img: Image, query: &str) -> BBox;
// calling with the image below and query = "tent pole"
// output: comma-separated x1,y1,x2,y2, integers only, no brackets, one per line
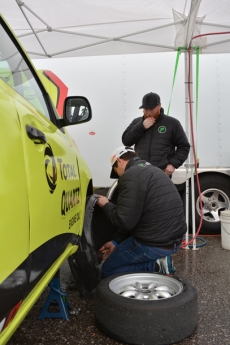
184,49,197,250
184,51,190,249
189,50,197,250
185,51,196,250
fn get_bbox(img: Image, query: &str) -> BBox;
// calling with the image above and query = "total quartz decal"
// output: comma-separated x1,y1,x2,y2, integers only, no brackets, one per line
44,144,57,194
44,145,80,218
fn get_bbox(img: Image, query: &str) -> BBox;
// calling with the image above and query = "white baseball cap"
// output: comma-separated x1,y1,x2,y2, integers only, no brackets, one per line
110,146,135,178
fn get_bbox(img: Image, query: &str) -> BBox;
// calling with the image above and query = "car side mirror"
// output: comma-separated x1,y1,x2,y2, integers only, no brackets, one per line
63,96,92,125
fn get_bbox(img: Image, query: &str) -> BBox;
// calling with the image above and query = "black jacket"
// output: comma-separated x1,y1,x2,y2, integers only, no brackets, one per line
103,157,187,246
122,108,190,170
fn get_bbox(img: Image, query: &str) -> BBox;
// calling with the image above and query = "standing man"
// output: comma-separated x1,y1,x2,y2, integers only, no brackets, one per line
96,146,187,278
122,92,190,176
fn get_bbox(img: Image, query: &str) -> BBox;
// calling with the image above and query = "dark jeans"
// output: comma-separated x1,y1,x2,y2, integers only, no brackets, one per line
101,236,180,278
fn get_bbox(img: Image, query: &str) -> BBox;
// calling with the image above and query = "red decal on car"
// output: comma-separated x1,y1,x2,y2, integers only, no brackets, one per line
43,70,68,116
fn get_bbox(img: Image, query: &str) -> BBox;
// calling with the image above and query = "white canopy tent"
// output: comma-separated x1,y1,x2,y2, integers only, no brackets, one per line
1,0,230,247
1,0,230,58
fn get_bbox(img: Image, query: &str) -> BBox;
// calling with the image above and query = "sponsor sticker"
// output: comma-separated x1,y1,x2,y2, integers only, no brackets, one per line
158,126,166,133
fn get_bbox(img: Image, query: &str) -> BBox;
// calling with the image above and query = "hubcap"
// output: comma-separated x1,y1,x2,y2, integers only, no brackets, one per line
196,188,230,222
109,273,183,300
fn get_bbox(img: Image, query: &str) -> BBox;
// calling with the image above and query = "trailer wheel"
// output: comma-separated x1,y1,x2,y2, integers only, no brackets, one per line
95,272,197,345
184,174,230,235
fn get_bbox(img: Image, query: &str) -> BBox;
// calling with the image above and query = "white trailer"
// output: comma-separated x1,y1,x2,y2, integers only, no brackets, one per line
33,51,230,234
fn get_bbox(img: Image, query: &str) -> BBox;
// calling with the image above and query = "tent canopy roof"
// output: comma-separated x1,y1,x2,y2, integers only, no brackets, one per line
1,0,230,59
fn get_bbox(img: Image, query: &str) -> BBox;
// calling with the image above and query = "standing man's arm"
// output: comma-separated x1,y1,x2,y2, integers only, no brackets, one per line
168,121,190,170
164,164,176,176
122,118,147,146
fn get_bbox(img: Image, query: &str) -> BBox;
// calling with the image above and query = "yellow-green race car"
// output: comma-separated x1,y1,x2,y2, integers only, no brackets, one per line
0,13,96,344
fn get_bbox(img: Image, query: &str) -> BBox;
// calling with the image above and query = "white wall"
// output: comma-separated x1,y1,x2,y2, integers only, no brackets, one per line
197,54,230,167
33,52,230,187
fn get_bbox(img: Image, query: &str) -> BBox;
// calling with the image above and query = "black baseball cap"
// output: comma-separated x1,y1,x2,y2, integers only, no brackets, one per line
139,92,160,109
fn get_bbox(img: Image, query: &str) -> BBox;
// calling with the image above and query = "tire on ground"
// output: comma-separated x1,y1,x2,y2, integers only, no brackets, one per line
94,272,197,345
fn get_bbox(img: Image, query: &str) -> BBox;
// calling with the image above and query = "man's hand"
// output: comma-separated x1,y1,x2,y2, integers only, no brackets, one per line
143,117,156,129
99,241,116,260
97,195,109,207
164,164,175,176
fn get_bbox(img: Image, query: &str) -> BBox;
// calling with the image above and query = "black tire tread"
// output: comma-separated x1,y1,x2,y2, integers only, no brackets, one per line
94,272,197,345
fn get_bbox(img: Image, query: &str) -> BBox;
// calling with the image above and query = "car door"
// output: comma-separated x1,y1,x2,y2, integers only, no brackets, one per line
0,17,82,294
0,82,30,329
16,98,82,290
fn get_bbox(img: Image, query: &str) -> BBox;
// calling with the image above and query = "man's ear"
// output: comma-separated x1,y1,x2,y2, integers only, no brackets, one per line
117,157,126,167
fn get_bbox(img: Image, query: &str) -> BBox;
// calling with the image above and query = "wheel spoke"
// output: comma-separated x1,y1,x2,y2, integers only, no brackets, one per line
218,201,228,209
211,190,220,201
199,194,209,203
209,210,220,221
202,208,211,216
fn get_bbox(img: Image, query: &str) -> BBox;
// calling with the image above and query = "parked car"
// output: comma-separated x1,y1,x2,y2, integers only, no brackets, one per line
0,14,93,344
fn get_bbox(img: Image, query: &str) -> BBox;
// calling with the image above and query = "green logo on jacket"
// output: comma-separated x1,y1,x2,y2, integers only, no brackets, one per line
158,126,166,133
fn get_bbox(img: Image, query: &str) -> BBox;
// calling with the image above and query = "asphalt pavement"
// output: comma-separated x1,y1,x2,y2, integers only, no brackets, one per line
7,235,230,345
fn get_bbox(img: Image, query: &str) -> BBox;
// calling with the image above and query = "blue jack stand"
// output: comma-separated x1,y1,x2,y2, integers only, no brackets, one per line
38,277,72,320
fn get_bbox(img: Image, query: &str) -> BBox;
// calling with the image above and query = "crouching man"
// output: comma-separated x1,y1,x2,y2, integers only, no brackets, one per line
96,146,187,278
